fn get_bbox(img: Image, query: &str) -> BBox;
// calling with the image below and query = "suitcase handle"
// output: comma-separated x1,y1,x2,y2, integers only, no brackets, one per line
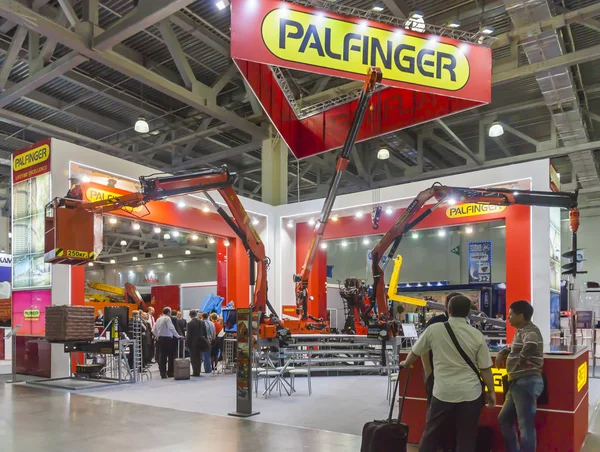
388,367,411,424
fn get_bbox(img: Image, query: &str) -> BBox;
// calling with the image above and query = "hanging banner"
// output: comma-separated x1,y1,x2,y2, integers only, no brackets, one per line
230,0,492,159
468,241,492,284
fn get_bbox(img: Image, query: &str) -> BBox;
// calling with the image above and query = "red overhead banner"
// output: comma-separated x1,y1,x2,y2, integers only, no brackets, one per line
12,139,51,183
230,0,492,159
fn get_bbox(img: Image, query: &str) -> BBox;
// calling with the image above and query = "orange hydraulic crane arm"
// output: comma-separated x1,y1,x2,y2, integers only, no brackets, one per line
370,184,579,317
293,67,383,320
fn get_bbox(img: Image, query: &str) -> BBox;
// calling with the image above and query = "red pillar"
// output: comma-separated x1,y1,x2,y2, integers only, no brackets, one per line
505,205,531,342
216,238,227,302
227,237,250,308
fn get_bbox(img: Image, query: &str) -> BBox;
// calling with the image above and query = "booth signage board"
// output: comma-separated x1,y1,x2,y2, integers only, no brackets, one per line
468,241,492,284
230,0,492,159
446,204,506,219
577,361,588,392
12,141,50,183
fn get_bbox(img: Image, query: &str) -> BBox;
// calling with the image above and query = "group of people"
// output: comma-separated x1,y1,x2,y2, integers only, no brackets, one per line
151,306,224,379
400,293,545,452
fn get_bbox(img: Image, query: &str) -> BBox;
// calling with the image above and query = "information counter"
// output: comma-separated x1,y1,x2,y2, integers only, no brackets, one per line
399,345,589,451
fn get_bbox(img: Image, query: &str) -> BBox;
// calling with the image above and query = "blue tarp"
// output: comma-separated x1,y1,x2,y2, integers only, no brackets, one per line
199,293,225,315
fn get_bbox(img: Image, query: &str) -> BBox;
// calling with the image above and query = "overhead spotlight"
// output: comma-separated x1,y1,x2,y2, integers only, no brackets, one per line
488,122,504,137
377,148,390,160
157,253,164,259
372,4,384,12
355,211,364,218
341,240,348,247
513,191,519,196
385,207,393,215
132,256,138,261
191,234,199,241
215,0,230,10
208,237,216,244
132,222,140,231
110,259,116,264
438,229,446,237
481,25,495,35
178,200,185,208
164,233,171,240
153,226,161,234
88,262,94,267
465,226,474,234
308,218,316,226
120,240,127,246
82,174,91,183
8,232,11,238
320,243,328,250
363,237,371,245
109,217,117,225
448,19,461,28
185,250,191,255
448,198,457,206
134,117,149,134
251,217,259,226
172,230,180,238
409,10,424,19
223,239,230,247
202,206,210,213
286,219,294,228
331,215,339,222
411,231,419,239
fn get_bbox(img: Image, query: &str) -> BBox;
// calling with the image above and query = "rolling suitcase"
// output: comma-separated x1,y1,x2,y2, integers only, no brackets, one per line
174,339,190,380
361,367,410,452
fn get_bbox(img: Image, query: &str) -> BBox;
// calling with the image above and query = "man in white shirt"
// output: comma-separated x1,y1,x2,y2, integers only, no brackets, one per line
152,307,181,379
400,295,496,451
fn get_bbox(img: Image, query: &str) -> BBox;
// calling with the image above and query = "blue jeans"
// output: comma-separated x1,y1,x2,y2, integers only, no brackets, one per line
498,375,544,452
202,350,212,373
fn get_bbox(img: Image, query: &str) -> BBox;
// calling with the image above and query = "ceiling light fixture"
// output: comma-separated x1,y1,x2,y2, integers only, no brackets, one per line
120,240,127,246
409,10,424,19
172,231,180,237
355,211,364,218
377,148,390,160
164,233,171,240
153,226,161,234
202,206,210,213
132,256,138,261
363,237,371,245
216,0,229,10
132,222,140,230
448,19,461,28
251,217,259,226
465,226,474,234
481,25,495,35
110,259,116,264
178,200,185,208
488,122,504,137
331,215,339,222
134,117,149,134
88,262,94,267
191,234,199,241
185,250,191,255
341,240,348,247
385,207,393,215
448,198,457,205
223,239,230,247
372,5,384,12
82,174,91,183
208,237,216,244
411,232,419,239
308,218,316,226
286,219,294,228
438,229,446,237
157,253,164,259
109,217,117,224
320,243,328,250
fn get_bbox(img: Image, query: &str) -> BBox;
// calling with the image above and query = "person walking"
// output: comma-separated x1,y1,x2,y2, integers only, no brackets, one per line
400,295,496,452
152,307,181,379
201,312,215,374
210,313,223,371
186,310,209,377
496,300,545,452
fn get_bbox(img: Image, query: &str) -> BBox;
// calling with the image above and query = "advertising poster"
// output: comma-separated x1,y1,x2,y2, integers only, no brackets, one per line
468,241,492,284
235,308,252,406
12,290,51,336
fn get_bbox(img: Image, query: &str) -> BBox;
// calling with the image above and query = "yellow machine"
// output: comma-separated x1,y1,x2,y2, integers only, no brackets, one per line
84,281,145,316
387,255,427,307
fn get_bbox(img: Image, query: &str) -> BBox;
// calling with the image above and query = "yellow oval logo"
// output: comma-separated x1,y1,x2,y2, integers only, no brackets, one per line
85,188,143,212
262,9,469,91
13,144,50,171
447,204,506,219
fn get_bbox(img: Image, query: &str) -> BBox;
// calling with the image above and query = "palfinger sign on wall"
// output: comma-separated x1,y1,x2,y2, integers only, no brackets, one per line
231,0,492,159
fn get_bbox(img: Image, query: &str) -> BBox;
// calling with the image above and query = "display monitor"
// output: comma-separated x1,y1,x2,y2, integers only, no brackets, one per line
223,308,237,333
104,306,129,332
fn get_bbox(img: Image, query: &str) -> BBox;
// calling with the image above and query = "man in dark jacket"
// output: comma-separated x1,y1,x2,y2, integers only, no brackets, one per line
186,310,209,377
171,310,184,358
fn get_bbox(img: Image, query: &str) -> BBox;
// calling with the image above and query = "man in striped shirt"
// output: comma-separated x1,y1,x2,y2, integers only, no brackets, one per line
496,300,545,452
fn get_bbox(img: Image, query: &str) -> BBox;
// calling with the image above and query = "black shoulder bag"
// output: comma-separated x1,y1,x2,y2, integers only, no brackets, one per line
444,322,486,394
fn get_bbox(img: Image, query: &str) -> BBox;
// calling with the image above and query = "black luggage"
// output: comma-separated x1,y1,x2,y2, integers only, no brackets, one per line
361,368,410,452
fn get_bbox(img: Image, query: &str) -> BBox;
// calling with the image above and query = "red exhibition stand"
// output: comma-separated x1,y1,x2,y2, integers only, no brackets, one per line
399,347,589,451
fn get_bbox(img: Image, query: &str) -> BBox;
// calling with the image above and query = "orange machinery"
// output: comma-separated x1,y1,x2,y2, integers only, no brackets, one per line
292,67,383,333
44,166,283,338
367,184,580,323
84,282,147,317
